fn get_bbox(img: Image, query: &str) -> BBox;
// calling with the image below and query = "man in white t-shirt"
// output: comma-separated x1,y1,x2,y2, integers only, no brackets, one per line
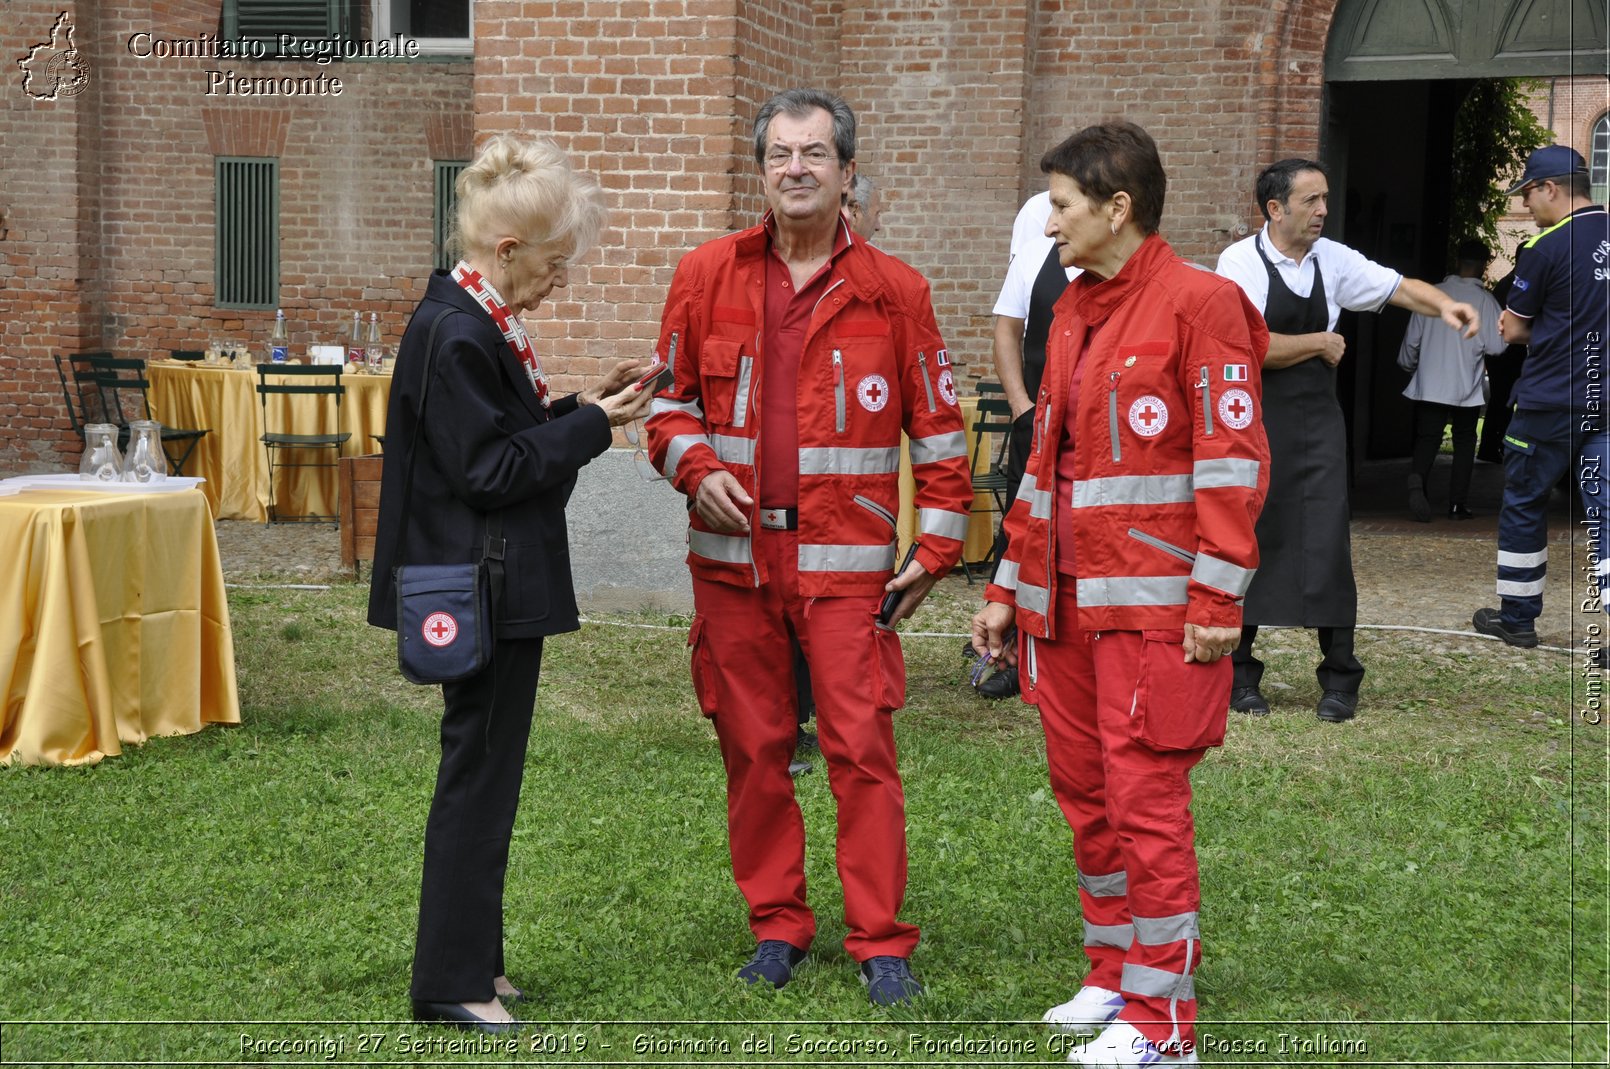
1215,158,1478,724
981,192,1081,699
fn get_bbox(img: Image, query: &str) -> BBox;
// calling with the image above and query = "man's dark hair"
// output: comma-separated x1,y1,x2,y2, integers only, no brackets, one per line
1256,158,1328,221
1039,121,1166,235
1564,172,1593,200
1455,238,1491,266
753,89,856,167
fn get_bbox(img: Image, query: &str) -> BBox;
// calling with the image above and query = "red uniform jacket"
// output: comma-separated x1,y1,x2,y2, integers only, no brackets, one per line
986,234,1271,636
647,218,973,595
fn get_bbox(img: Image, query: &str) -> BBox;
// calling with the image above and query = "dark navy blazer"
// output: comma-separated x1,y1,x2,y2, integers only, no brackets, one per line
368,271,612,639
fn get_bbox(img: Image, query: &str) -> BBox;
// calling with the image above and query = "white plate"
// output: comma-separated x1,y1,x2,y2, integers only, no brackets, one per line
4,474,206,494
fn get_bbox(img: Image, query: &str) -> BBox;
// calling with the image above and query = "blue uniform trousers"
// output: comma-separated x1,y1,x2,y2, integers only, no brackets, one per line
1497,408,1610,627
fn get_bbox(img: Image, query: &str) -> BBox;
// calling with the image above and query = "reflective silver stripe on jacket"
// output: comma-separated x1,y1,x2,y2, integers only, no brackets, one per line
1077,869,1128,897
650,396,704,421
1121,962,1195,1001
993,558,1020,590
1191,553,1255,596
688,529,752,565
919,507,971,541
1075,575,1189,607
712,434,756,466
1018,476,1053,520
1132,912,1200,946
1072,473,1194,509
1016,578,1050,615
663,433,712,479
909,430,967,465
798,542,898,573
1083,921,1135,950
1498,548,1548,567
1192,456,1261,490
732,355,754,428
799,446,901,475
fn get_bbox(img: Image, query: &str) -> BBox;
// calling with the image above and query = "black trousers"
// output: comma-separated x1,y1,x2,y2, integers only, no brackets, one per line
1410,402,1480,508
1232,624,1364,696
410,636,543,1003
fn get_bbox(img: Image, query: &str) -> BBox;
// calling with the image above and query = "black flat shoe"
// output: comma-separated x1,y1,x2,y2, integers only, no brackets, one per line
412,1000,521,1035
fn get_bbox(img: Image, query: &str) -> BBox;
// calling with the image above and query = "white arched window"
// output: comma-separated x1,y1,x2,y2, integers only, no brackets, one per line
1593,113,1610,205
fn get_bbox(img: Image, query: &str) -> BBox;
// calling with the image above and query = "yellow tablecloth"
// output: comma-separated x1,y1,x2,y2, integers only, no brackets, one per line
0,487,240,765
147,362,390,521
897,396,998,566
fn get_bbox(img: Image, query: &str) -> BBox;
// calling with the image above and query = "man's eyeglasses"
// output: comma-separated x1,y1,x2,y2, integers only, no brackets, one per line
1518,182,1545,200
765,147,837,170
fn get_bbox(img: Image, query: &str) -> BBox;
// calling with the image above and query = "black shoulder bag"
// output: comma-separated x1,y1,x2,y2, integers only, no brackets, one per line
393,308,506,684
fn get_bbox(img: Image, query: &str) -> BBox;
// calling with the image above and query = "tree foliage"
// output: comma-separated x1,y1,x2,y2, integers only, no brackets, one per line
1450,78,1553,266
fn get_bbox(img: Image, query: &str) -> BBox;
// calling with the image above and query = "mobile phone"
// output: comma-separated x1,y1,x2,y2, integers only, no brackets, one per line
634,362,673,393
877,544,921,627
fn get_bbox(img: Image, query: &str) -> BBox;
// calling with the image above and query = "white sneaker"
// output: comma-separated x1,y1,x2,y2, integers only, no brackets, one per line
1067,1021,1199,1067
1042,985,1127,1033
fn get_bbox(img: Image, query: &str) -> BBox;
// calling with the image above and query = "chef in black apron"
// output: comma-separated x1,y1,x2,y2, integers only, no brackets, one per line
1215,159,1481,723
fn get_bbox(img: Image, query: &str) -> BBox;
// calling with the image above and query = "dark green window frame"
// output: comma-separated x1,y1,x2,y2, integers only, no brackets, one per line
434,160,468,271
215,156,280,310
221,1,356,46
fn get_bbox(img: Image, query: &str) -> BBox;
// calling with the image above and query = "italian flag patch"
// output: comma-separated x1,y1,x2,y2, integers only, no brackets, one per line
1223,364,1249,382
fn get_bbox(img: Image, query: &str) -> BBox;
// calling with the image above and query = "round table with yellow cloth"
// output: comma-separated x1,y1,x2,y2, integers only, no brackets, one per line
147,362,390,521
0,485,240,765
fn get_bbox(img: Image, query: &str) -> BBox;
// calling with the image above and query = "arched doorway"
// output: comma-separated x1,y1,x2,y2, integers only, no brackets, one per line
1319,0,1606,465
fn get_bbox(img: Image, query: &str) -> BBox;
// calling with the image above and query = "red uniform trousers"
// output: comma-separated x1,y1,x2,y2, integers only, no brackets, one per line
1024,589,1228,1055
689,526,918,961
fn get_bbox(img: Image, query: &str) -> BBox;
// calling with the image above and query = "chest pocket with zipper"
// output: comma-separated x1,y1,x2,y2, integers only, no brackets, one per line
700,337,752,428
1103,341,1175,465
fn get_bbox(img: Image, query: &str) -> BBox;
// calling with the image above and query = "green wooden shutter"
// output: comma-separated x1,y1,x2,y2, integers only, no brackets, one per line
223,0,352,42
434,161,468,271
215,157,280,310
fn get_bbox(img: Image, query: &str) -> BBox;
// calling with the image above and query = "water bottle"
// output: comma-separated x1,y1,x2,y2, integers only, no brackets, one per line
347,310,366,370
269,309,289,364
365,312,385,373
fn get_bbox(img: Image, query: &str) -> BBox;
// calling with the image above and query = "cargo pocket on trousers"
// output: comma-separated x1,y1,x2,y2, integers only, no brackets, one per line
1130,629,1228,751
871,622,908,712
687,615,720,718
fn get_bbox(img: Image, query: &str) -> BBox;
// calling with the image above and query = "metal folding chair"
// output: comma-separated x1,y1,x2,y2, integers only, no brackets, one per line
963,386,1017,583
85,354,210,476
254,363,350,524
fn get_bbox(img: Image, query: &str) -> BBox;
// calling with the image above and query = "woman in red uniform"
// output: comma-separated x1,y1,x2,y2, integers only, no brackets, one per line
972,122,1269,1068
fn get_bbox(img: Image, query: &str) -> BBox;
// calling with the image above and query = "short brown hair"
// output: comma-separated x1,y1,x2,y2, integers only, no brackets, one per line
1040,121,1166,235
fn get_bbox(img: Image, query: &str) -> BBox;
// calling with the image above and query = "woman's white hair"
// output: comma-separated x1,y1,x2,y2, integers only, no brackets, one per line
450,134,607,261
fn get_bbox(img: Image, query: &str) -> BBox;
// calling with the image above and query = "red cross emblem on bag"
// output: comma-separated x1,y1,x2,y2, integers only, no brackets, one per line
422,612,459,647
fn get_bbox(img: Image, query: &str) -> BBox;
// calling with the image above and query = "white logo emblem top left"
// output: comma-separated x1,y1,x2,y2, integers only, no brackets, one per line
858,374,890,413
19,12,89,100
422,612,459,648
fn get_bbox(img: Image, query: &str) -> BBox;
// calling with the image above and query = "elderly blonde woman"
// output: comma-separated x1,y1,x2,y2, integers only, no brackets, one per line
973,122,1269,1067
369,135,651,1033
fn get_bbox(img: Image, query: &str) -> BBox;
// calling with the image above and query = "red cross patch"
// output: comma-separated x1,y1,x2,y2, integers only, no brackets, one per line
857,374,890,412
937,368,958,406
1218,387,1255,430
422,612,459,648
1127,394,1168,437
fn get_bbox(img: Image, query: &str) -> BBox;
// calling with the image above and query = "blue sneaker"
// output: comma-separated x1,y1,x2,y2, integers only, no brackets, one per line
859,955,924,1006
736,940,807,988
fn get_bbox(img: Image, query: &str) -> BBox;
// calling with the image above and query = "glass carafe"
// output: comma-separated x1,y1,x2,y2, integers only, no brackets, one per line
121,420,168,483
79,424,124,482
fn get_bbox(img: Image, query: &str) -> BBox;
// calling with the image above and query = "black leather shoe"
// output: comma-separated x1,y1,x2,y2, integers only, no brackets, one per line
976,664,1019,699
412,1000,521,1034
1407,474,1431,522
1472,607,1539,648
1448,504,1475,520
1315,690,1358,723
1229,686,1270,716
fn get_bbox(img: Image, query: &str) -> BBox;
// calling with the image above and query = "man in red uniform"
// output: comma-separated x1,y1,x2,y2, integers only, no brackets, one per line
645,88,972,1006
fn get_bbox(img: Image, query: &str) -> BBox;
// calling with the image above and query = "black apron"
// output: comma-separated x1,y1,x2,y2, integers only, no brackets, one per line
1020,243,1070,402
1241,236,1357,627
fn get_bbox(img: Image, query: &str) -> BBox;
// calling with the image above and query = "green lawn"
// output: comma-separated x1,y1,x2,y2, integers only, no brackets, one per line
0,579,1604,1065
